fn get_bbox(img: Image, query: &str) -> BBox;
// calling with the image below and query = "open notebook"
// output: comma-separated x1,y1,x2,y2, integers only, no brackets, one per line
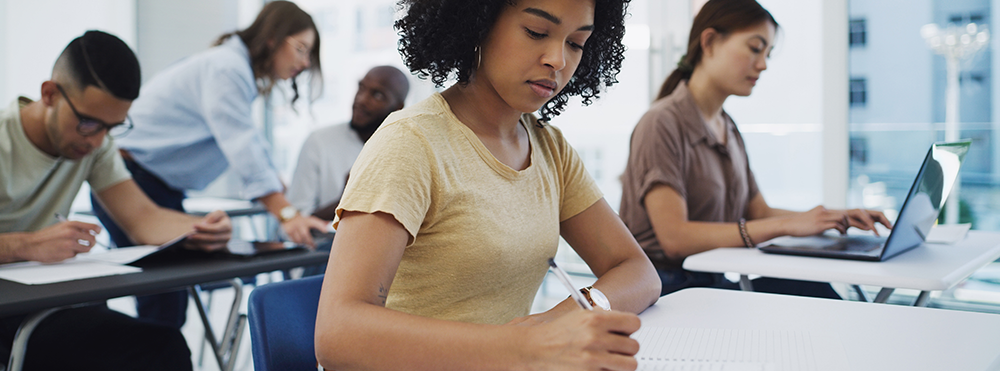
633,327,848,371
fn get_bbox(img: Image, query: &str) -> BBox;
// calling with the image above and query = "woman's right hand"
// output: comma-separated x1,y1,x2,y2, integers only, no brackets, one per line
524,309,642,371
779,205,892,237
280,214,330,248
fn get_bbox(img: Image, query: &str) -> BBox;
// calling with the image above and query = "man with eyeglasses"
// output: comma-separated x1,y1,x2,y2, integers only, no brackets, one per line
0,30,232,370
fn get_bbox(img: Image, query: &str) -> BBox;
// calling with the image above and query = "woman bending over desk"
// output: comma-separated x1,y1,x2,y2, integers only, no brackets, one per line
619,0,891,298
315,0,660,370
92,1,329,330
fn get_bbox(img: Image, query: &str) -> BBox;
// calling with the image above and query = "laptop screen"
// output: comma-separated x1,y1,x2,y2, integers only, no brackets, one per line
882,141,971,259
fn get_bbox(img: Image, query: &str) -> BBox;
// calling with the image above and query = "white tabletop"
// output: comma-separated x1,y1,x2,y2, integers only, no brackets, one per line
682,230,1000,291
639,288,1000,371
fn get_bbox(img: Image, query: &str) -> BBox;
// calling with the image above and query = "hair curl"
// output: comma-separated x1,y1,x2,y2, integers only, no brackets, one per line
395,0,630,121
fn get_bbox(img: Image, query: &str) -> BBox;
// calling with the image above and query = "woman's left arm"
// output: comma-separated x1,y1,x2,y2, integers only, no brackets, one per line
560,198,660,314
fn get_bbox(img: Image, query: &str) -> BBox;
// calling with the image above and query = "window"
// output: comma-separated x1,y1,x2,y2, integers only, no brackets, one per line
849,18,866,47
849,1,995,232
850,137,867,165
951,12,986,25
850,78,867,107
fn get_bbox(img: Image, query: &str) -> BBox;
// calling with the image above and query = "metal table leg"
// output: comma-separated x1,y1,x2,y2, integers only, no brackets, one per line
913,291,932,307
873,287,895,303
7,308,62,371
189,278,246,371
852,285,872,302
739,274,754,291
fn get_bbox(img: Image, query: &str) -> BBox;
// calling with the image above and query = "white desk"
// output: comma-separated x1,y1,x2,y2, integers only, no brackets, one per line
639,288,1000,370
682,230,1000,306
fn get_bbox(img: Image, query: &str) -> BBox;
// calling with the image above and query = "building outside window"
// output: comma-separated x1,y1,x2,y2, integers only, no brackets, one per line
850,77,868,107
850,18,867,47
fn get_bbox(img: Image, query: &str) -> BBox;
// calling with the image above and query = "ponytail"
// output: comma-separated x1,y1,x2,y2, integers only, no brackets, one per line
657,54,696,99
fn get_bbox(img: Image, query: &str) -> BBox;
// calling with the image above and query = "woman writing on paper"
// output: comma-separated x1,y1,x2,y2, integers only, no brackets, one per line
619,0,891,297
315,0,660,369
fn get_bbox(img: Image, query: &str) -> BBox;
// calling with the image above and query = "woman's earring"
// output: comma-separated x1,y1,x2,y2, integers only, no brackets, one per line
475,46,482,70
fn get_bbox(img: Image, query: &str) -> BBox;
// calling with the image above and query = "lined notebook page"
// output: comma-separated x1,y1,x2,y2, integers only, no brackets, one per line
633,327,832,371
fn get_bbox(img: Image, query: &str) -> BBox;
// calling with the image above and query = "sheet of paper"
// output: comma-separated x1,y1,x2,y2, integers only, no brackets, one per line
76,246,160,265
0,260,141,285
926,223,971,244
76,233,188,265
632,326,847,371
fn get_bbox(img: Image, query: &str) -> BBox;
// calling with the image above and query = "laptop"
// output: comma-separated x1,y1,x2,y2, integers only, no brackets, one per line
758,140,971,261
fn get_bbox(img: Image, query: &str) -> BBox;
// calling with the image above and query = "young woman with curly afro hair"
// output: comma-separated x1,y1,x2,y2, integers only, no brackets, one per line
315,0,660,370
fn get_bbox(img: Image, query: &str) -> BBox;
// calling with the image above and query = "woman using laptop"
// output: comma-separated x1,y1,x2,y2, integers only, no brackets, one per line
315,0,660,369
619,0,891,297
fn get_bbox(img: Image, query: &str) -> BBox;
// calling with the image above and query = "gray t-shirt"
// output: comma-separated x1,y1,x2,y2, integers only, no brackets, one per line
287,123,365,215
619,82,759,270
0,97,131,233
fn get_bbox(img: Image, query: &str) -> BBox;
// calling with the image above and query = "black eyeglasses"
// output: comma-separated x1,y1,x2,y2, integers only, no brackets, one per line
54,83,133,137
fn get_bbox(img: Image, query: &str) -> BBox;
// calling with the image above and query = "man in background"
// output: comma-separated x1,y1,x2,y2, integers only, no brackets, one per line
287,65,410,220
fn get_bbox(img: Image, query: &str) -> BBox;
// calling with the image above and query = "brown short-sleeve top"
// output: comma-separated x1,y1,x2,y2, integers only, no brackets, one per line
619,81,759,270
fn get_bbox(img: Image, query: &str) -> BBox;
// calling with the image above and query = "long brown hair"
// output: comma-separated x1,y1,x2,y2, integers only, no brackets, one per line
656,0,777,100
215,1,323,104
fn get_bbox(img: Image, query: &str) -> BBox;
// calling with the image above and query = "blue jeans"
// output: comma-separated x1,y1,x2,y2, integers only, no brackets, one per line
92,157,189,330
657,268,841,300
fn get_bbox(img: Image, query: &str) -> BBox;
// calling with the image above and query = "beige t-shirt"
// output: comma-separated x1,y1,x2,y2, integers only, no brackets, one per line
0,97,131,233
335,93,602,324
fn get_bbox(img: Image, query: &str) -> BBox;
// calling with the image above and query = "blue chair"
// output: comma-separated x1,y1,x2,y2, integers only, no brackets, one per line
248,274,325,371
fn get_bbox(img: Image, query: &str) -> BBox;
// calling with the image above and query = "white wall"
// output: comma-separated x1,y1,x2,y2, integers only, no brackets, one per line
649,0,694,99
136,0,241,82
721,0,845,209
725,1,824,125
0,0,6,103
822,0,850,209
0,0,135,104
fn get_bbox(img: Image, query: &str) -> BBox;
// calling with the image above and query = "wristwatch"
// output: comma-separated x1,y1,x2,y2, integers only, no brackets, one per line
278,205,300,223
579,286,611,311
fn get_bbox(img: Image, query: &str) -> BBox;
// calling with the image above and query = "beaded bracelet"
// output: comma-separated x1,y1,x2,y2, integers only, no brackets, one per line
738,218,756,248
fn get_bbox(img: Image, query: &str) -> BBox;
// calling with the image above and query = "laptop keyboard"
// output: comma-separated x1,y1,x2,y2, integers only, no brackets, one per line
839,235,886,252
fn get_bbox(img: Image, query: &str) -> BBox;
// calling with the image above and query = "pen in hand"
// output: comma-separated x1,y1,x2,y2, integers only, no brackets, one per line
548,258,593,311
54,213,110,250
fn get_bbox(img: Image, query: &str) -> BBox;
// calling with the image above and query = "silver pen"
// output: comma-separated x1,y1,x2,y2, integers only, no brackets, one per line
548,258,593,310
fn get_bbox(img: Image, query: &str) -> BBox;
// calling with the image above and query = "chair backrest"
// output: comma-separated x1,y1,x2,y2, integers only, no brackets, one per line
248,274,325,371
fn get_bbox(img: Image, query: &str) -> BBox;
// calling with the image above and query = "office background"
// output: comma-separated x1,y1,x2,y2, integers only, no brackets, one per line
0,0,846,214
4,0,1000,351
